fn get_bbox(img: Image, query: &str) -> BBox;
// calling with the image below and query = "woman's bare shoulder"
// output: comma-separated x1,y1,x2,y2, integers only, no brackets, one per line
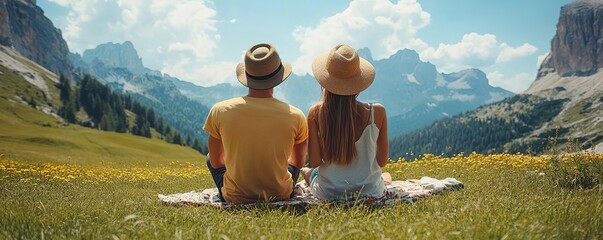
308,103,321,119
372,103,386,114
371,103,387,122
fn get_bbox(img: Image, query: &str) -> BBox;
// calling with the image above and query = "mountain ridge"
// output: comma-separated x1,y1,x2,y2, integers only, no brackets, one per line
171,46,513,137
0,0,73,78
390,1,603,156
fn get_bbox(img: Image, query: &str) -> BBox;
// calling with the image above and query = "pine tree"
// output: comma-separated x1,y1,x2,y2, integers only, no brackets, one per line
192,138,202,153
185,135,192,146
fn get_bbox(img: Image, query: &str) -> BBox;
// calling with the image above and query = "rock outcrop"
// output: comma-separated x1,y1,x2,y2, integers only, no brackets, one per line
0,0,72,77
538,0,603,78
82,41,146,74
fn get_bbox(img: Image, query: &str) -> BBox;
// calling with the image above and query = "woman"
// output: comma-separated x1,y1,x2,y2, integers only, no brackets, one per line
301,44,392,201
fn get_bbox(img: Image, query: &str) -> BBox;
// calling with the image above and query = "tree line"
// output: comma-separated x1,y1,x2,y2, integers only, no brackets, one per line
57,74,204,153
389,95,568,159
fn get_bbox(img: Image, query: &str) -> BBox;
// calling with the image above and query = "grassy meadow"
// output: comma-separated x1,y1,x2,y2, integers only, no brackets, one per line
1,66,602,239
2,109,602,240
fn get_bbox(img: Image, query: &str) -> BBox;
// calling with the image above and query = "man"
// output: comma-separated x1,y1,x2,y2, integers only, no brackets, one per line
203,43,308,204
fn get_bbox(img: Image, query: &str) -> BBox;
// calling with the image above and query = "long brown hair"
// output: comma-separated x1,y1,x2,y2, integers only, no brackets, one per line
317,90,359,165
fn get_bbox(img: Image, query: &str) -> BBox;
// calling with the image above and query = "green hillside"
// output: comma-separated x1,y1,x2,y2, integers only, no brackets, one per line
389,94,574,158
0,64,204,167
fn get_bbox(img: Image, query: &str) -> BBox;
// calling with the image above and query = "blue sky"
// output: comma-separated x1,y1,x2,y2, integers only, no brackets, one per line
38,0,572,92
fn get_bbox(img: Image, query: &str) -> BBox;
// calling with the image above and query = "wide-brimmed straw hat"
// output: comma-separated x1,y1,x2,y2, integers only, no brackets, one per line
236,43,292,89
312,44,375,96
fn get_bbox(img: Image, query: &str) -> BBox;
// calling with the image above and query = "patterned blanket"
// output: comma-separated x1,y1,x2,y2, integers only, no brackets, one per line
158,177,463,210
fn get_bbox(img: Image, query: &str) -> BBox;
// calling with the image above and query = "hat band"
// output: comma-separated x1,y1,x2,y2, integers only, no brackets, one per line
246,63,283,81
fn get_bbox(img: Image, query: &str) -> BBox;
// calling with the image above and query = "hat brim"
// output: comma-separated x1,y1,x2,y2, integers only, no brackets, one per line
236,63,292,90
312,52,375,96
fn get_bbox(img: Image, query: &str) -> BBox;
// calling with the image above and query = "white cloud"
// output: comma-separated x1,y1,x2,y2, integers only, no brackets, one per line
229,18,237,24
291,0,431,75
47,0,78,7
497,43,538,63
420,33,538,73
46,0,221,86
487,71,535,93
163,60,238,87
537,52,550,68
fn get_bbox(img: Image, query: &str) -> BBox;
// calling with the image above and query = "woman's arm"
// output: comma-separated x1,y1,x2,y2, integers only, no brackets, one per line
307,105,322,168
374,104,389,167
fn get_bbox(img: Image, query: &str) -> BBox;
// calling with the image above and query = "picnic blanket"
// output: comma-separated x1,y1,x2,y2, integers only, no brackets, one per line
158,177,463,210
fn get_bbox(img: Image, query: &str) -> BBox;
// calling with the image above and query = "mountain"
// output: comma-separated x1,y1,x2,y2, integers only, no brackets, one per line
537,0,603,78
81,41,145,74
0,0,205,152
7,0,511,141
0,42,198,151
70,42,210,149
390,0,603,157
0,0,73,78
174,48,513,137
0,45,202,167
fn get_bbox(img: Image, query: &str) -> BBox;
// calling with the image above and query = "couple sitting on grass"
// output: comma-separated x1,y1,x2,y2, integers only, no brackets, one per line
204,43,392,204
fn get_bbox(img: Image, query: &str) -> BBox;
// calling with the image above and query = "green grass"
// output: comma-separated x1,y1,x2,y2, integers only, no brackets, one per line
0,98,201,167
1,154,602,239
1,62,602,239
1,101,601,239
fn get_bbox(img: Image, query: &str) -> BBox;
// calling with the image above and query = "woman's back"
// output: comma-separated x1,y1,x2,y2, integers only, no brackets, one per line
304,44,389,201
309,103,386,200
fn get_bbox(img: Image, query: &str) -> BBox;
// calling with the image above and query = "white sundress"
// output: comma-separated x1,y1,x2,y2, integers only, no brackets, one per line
309,103,386,201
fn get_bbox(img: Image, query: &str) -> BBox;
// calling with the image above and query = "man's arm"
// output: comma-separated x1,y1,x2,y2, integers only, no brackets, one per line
288,140,307,169
207,135,225,169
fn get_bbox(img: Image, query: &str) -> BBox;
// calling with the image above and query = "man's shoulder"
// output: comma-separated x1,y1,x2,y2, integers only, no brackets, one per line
210,97,244,109
287,104,305,116
267,98,304,116
282,103,306,120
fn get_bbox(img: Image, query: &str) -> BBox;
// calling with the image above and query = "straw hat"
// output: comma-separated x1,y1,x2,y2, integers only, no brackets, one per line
312,44,375,96
236,43,292,89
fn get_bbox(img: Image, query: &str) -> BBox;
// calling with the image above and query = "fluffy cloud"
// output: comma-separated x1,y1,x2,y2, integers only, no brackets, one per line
163,60,239,87
497,43,538,63
487,71,535,93
536,52,550,69
47,0,221,86
291,0,431,75
420,33,538,73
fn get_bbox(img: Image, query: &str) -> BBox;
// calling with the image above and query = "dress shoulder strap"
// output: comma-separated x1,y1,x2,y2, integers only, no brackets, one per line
369,103,374,124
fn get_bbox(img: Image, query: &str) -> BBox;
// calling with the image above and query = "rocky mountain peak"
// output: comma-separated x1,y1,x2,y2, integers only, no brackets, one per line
82,41,145,74
537,0,603,78
0,0,72,77
389,48,420,64
356,47,374,63
443,68,490,90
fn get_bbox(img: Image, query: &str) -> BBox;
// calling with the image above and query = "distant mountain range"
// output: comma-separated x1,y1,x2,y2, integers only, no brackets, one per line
69,42,210,147
390,0,603,157
14,0,603,157
65,38,514,139
171,46,513,137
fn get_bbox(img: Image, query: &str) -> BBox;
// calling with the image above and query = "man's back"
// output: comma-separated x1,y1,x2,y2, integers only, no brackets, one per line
204,96,307,203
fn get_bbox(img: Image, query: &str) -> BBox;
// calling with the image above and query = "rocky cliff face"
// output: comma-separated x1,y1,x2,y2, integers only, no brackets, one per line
82,41,146,74
465,0,603,154
0,0,72,77
538,0,603,78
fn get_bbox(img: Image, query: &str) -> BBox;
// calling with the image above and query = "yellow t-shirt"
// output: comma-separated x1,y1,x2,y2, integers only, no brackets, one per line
203,96,308,203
